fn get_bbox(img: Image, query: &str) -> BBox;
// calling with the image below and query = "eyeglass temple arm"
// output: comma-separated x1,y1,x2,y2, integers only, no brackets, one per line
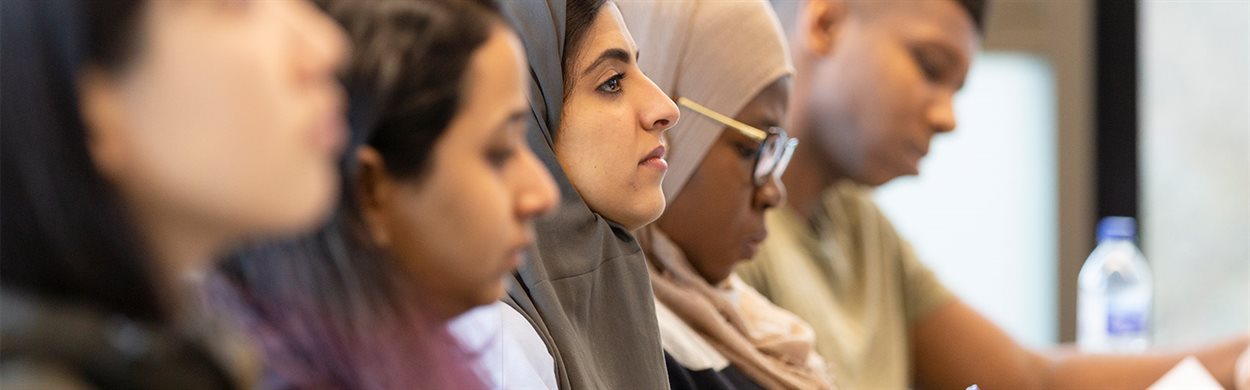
677,97,769,142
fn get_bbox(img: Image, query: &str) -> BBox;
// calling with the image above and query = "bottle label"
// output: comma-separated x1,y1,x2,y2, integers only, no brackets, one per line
1107,309,1147,334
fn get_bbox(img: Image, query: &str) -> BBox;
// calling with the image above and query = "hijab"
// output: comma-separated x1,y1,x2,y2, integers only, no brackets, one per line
619,0,792,202
498,1,669,388
619,0,833,388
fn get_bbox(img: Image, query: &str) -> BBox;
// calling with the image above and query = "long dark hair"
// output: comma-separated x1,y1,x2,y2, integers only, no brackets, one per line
0,0,168,322
213,0,502,388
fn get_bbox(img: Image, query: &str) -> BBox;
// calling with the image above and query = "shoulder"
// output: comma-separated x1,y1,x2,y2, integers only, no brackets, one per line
1,359,94,390
451,302,558,389
1,289,236,390
824,180,889,226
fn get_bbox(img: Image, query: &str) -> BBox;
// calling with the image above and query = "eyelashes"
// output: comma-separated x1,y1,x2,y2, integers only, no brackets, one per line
735,142,758,160
911,45,956,83
487,146,517,170
596,72,625,94
913,51,942,81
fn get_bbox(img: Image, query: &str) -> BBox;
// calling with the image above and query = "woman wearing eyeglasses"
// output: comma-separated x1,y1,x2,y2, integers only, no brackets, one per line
619,1,833,389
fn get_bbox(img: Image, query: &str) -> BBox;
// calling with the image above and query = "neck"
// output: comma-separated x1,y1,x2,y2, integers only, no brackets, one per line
426,300,467,324
782,145,838,223
130,204,229,322
783,77,842,222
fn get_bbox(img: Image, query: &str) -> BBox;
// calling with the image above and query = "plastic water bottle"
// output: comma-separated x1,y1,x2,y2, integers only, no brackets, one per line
1078,216,1153,353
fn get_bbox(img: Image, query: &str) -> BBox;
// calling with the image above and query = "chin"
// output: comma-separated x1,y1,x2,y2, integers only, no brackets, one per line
274,168,339,234
481,278,508,303
857,169,899,187
622,191,666,231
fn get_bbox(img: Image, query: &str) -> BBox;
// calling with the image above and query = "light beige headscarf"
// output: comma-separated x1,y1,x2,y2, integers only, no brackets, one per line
619,0,794,202
619,1,832,389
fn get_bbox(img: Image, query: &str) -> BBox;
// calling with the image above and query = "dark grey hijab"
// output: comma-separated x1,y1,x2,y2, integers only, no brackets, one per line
498,1,668,388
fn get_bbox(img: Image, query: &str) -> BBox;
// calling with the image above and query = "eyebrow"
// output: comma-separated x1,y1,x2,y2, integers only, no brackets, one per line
493,109,528,137
580,47,634,77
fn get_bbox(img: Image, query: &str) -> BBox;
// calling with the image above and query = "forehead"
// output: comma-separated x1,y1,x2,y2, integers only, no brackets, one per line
863,0,980,56
572,3,637,68
466,27,527,95
735,77,791,128
455,27,528,129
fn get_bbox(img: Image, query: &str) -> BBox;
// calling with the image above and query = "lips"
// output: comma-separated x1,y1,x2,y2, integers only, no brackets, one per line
747,230,768,246
742,228,768,258
743,237,764,258
311,88,348,156
314,111,346,155
506,236,534,268
900,141,929,175
910,139,931,159
640,145,666,164
639,144,668,170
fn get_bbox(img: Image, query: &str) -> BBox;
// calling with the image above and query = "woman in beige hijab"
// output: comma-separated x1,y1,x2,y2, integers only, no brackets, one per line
619,1,833,389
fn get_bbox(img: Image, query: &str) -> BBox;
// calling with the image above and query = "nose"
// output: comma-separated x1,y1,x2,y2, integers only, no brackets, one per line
753,174,785,211
636,74,679,134
928,92,957,134
515,145,559,221
287,0,349,84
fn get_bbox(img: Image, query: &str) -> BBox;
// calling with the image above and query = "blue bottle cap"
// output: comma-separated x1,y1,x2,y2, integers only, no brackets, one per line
1097,216,1137,241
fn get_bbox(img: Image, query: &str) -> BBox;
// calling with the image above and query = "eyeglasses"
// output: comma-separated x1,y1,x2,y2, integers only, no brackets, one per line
678,97,798,187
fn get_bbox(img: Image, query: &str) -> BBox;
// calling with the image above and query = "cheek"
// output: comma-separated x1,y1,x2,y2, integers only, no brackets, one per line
665,182,747,283
155,28,331,230
117,90,312,233
870,51,930,134
389,163,515,301
148,20,295,131
705,154,757,215
557,105,636,195
137,28,286,152
838,69,908,165
678,156,754,246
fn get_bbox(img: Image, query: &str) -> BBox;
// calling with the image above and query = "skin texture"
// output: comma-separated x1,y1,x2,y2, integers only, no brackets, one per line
79,0,348,276
657,78,790,285
557,2,680,231
794,0,972,189
357,26,559,322
780,1,1250,388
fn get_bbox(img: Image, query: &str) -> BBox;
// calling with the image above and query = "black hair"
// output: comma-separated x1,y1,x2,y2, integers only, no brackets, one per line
562,0,610,99
336,0,502,179
214,0,502,388
1,0,168,322
953,0,988,34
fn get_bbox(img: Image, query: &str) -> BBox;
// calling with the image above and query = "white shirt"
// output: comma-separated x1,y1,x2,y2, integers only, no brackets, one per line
449,301,557,389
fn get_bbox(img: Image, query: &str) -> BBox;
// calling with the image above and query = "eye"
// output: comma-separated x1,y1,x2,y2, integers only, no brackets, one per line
917,57,941,81
597,73,624,94
486,144,517,170
734,141,758,160
912,48,945,82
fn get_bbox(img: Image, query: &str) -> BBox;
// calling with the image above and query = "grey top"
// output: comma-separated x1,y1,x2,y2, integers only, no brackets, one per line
498,1,668,388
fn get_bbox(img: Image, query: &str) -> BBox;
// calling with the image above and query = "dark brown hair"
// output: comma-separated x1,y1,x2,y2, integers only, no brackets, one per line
562,0,609,99
1,0,166,322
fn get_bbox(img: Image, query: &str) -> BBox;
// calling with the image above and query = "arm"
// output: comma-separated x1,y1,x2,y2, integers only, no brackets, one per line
911,298,1250,389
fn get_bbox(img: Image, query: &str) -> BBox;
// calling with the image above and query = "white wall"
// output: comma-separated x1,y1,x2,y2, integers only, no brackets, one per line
1140,0,1250,347
874,53,1058,347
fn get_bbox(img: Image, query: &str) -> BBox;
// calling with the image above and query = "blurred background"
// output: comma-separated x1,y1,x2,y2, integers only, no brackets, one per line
870,0,1248,348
